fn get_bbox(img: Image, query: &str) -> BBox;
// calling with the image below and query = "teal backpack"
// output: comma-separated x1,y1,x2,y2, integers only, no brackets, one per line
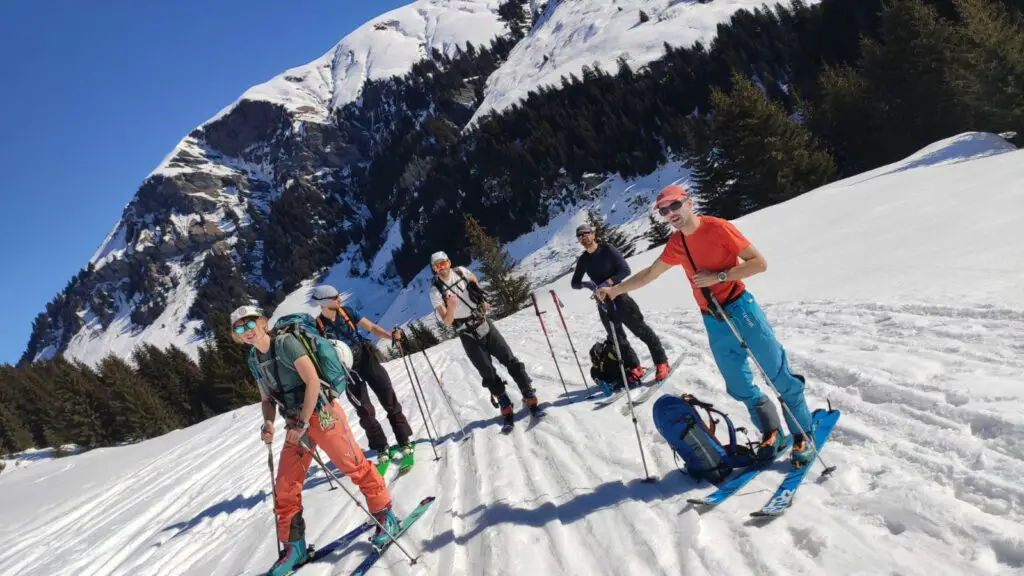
247,312,349,418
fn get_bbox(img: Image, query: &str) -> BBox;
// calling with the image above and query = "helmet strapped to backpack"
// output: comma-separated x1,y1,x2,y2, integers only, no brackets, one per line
652,393,761,484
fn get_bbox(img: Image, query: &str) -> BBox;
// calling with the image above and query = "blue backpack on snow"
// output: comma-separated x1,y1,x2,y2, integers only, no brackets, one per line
652,394,761,484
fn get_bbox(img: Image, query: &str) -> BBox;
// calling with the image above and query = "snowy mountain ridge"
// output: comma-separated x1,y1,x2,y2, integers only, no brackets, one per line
28,0,774,367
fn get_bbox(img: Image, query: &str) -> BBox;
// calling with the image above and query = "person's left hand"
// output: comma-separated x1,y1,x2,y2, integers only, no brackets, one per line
285,427,304,446
693,270,720,288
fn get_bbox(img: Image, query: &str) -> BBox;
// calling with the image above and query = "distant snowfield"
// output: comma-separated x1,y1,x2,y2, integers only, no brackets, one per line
4,133,1023,575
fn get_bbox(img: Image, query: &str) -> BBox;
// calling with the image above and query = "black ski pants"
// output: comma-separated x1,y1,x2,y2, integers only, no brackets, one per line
344,342,412,452
459,320,535,402
598,294,668,369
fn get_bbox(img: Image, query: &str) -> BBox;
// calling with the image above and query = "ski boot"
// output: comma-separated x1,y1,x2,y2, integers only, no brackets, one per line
654,361,671,382
791,434,817,467
268,535,310,576
524,393,543,418
398,442,414,473
370,505,401,549
375,448,392,476
498,394,514,433
756,428,790,460
626,366,647,388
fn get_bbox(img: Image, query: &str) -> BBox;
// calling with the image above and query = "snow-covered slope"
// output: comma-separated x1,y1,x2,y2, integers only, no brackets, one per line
3,133,1022,575
471,0,818,124
155,0,504,176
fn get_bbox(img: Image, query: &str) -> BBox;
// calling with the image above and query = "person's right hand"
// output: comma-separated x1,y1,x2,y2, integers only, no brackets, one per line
595,286,617,303
445,292,457,307
260,420,274,444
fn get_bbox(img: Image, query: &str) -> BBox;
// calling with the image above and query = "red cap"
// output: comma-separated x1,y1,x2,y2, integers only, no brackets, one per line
655,184,689,208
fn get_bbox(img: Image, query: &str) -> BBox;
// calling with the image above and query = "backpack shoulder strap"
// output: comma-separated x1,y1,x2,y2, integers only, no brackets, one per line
315,316,327,337
337,307,358,333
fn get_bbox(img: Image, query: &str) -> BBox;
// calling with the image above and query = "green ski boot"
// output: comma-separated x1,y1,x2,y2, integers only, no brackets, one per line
398,442,415,474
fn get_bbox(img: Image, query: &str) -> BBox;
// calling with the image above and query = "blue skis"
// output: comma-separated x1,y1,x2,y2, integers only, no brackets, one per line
349,496,435,576
686,435,792,507
750,409,841,517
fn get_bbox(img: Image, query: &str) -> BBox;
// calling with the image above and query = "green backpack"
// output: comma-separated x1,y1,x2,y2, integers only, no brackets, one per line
247,313,349,419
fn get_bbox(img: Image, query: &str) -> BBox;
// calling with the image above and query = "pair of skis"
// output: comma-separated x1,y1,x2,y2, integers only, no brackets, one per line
686,409,841,516
588,349,686,411
288,496,435,575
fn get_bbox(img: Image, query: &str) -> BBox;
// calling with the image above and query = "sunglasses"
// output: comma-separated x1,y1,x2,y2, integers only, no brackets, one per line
233,319,257,334
657,199,686,216
576,231,593,238
432,259,451,271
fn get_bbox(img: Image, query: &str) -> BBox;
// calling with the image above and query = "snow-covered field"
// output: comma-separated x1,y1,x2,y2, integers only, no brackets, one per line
3,133,1023,575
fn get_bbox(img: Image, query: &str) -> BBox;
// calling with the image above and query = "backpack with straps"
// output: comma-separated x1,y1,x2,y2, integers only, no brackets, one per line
247,313,349,417
588,339,624,395
652,393,761,484
432,267,488,333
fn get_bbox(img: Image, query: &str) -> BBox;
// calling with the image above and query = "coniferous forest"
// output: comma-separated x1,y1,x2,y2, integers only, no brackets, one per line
3,0,1023,457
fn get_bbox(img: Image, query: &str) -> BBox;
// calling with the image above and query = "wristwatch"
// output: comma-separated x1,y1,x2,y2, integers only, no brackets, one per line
717,271,728,283
289,420,310,431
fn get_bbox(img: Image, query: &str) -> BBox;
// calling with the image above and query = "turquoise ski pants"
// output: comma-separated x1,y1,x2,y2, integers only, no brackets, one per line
702,291,813,435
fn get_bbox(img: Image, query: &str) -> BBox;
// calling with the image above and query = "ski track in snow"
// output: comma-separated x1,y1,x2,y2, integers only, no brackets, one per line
3,297,1023,575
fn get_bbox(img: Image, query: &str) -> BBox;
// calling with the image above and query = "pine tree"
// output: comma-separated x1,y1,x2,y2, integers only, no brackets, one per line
955,0,1024,134
464,215,533,318
133,344,189,427
692,74,836,219
858,0,973,161
644,215,673,248
52,357,110,449
405,320,442,353
198,315,260,414
99,355,175,442
498,0,531,40
586,209,637,257
164,345,211,424
0,402,33,456
812,65,885,175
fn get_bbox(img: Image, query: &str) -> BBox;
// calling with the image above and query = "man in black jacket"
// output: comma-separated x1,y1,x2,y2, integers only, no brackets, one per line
571,223,669,382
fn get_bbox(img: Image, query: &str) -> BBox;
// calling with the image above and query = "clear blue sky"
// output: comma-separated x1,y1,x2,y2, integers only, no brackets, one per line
0,0,410,364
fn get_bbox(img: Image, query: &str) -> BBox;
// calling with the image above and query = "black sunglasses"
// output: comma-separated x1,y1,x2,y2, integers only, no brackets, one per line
657,200,685,216
576,231,593,238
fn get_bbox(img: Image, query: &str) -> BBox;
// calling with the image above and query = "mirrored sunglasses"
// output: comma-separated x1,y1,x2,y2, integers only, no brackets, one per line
233,319,257,334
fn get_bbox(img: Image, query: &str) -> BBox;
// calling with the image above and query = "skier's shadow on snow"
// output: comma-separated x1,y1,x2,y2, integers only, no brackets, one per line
421,474,701,552
162,491,269,537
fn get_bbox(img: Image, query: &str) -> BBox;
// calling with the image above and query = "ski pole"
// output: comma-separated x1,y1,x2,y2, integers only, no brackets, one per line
550,290,592,393
530,293,570,395
306,445,419,564
396,340,442,461
705,291,837,478
601,299,656,483
265,442,283,555
416,346,468,440
317,447,339,491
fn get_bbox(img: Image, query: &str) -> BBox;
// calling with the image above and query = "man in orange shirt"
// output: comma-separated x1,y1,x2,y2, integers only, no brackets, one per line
597,184,816,466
